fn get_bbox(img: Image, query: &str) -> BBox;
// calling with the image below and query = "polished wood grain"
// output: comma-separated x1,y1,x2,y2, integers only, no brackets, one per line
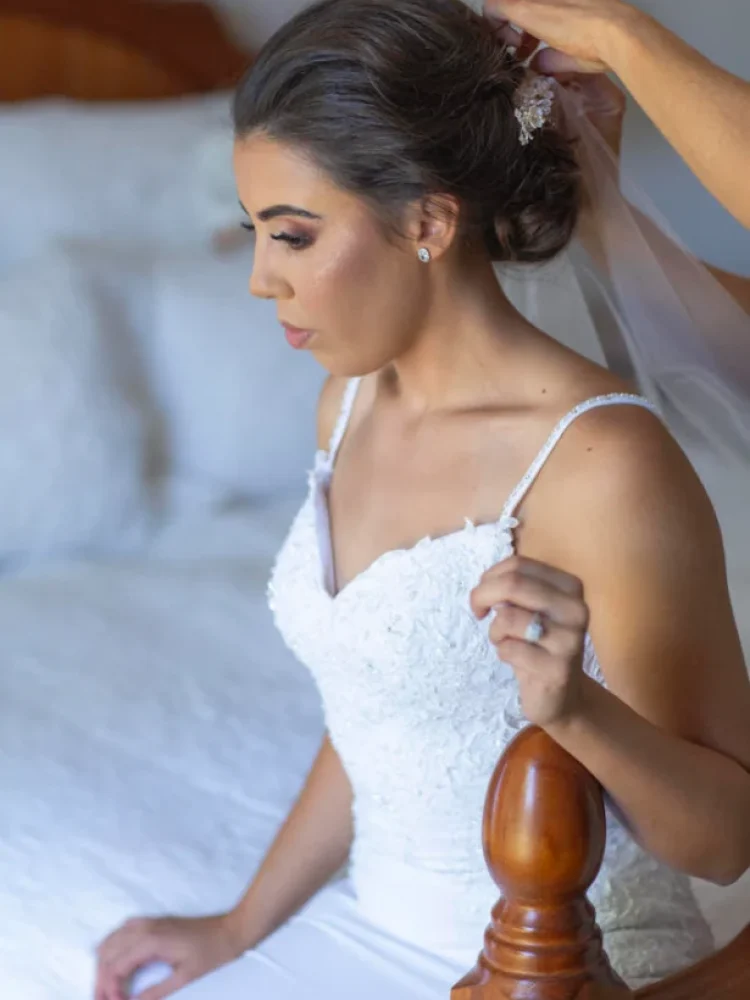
0,0,250,101
452,726,631,1000
454,725,750,1000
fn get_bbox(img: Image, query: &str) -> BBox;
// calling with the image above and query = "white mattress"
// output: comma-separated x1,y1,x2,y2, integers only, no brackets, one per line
2,500,748,999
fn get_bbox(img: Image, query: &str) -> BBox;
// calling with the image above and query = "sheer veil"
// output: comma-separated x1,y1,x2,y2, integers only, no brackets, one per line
497,81,750,615
561,86,750,460
502,82,750,462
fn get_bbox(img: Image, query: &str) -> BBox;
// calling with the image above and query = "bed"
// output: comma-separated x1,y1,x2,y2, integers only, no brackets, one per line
0,3,325,998
1,2,748,999
0,0,248,101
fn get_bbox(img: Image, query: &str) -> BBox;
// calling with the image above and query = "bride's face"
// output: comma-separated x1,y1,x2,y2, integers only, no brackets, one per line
233,134,429,376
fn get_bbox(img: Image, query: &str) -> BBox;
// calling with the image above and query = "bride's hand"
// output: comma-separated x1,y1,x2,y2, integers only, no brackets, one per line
470,555,590,729
95,913,246,1000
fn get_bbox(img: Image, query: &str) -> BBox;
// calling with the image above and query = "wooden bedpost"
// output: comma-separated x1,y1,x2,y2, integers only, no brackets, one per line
452,726,633,1000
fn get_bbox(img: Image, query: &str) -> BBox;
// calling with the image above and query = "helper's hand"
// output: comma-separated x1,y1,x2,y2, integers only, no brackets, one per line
484,0,642,74
561,72,627,159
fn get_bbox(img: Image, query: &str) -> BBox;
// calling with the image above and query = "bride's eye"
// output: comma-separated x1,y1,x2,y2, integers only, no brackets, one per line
271,231,313,250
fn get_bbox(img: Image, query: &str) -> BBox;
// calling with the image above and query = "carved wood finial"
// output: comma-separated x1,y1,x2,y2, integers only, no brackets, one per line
452,726,633,1000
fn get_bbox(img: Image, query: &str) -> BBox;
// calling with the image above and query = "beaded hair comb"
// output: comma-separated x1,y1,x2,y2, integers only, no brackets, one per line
513,75,556,146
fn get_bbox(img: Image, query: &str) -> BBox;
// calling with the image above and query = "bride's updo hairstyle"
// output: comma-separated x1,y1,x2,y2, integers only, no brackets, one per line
233,0,581,264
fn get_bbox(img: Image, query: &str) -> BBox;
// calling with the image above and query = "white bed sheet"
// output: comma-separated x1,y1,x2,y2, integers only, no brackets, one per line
1,498,324,1000
2,499,748,999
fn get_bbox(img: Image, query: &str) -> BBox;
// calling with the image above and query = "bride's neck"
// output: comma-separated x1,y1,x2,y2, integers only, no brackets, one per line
382,257,533,413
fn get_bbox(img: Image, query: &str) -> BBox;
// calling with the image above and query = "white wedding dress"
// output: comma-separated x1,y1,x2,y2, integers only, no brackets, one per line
141,378,714,1000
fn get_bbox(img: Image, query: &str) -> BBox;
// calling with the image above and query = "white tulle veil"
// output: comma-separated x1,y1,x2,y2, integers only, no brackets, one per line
497,81,750,594
502,83,750,464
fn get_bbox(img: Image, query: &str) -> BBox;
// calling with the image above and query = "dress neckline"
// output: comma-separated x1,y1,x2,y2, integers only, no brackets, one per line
310,449,518,602
314,382,657,601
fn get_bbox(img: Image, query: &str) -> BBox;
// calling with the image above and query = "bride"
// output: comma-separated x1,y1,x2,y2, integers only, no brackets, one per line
95,1,750,998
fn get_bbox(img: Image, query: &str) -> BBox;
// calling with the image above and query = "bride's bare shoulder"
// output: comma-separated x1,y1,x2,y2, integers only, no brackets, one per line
542,392,689,500
528,396,719,571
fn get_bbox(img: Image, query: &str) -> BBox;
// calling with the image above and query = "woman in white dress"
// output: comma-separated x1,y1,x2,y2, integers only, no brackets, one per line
95,1,750,998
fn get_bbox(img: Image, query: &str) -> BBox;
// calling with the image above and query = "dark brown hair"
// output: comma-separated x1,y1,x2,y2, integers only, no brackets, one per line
233,0,581,263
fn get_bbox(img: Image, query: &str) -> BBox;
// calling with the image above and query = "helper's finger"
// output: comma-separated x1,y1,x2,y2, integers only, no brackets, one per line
485,15,524,47
483,0,528,24
516,29,543,62
532,45,605,75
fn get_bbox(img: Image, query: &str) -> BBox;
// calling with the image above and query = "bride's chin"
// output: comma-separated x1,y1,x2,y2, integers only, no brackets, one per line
313,348,387,380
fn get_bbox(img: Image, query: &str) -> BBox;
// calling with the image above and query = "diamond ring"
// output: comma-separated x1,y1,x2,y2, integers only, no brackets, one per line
524,612,546,645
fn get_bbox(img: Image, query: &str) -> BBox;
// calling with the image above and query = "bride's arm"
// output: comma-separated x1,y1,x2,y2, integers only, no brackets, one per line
226,377,354,948
225,733,353,950
472,405,750,885
95,384,354,1000
537,409,750,884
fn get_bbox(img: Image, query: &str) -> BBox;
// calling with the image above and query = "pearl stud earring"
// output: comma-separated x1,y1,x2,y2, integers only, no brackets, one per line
417,247,432,263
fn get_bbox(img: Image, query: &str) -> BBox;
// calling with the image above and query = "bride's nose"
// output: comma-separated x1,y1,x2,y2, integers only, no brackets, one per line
249,254,291,301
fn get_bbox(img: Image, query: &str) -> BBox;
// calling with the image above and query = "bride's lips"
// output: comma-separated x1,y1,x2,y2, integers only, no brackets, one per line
281,323,314,350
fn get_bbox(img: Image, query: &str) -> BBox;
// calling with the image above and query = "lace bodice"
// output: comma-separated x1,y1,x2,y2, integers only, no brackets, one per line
268,379,713,986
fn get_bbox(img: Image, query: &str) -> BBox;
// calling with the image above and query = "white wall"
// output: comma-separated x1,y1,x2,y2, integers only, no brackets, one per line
212,0,749,273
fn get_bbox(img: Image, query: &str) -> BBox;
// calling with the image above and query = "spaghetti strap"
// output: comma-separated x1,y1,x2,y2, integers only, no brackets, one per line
500,393,658,521
327,378,362,463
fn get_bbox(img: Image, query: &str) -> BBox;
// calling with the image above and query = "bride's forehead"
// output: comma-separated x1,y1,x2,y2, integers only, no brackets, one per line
233,134,319,181
233,136,373,220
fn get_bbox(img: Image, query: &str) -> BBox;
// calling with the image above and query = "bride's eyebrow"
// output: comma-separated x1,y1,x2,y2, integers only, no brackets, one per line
258,205,322,222
239,200,322,222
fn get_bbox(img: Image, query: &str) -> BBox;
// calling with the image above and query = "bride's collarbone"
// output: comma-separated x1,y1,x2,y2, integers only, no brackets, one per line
326,454,566,581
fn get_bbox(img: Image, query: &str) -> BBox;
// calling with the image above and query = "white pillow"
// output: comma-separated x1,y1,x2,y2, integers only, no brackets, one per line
0,251,152,562
149,246,325,499
0,93,237,274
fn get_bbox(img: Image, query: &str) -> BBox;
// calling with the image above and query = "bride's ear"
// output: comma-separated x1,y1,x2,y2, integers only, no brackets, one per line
407,194,462,262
